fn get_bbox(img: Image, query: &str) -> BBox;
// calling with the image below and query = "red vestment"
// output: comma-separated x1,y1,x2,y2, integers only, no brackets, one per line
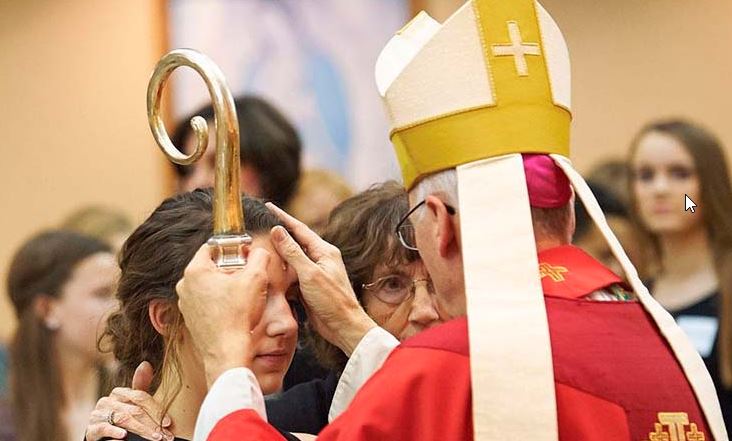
208,245,713,440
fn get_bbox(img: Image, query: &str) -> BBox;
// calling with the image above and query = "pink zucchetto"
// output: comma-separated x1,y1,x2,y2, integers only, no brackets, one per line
522,154,572,208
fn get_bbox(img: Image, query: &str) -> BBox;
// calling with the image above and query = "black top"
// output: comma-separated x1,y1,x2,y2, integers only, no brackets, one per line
266,372,339,435
665,290,732,428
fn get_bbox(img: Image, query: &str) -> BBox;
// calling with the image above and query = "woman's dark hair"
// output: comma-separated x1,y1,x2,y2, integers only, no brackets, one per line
628,118,732,388
7,230,111,441
308,181,418,371
102,189,282,411
574,181,628,240
170,95,302,206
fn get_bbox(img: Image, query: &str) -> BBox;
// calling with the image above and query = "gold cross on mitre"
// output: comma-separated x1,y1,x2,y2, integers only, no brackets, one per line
491,21,541,76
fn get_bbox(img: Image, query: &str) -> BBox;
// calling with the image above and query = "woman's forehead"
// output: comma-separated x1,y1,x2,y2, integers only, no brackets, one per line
250,235,296,285
373,259,426,278
636,132,692,163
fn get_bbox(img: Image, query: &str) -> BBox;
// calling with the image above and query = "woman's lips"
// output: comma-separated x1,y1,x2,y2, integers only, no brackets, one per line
255,352,289,369
650,205,673,214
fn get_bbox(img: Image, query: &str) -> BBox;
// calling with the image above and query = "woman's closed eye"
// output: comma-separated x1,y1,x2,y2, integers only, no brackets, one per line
285,284,302,320
93,286,115,299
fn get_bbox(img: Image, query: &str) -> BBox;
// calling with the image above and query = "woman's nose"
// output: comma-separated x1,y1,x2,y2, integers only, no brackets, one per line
650,172,671,194
408,284,440,327
265,296,299,337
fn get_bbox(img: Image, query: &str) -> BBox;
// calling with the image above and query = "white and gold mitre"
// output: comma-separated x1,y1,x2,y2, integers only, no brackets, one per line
376,1,728,440
376,0,571,189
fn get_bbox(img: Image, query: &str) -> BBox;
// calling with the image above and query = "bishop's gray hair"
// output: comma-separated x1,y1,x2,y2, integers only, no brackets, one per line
410,166,573,242
410,168,459,219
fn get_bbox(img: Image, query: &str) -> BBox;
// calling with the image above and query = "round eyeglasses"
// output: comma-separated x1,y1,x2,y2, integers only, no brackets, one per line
395,199,456,251
361,274,435,305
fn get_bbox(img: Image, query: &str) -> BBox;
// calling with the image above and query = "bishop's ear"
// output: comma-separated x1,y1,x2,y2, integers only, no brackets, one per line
424,195,457,258
149,299,179,337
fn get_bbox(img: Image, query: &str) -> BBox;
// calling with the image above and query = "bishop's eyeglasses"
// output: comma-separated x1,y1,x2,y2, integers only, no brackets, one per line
361,274,435,305
395,199,456,251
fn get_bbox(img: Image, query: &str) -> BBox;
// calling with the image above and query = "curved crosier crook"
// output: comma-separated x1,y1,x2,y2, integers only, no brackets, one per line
147,49,251,269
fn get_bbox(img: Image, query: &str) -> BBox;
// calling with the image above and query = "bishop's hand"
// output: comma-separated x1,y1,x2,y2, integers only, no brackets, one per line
176,244,270,387
266,202,376,356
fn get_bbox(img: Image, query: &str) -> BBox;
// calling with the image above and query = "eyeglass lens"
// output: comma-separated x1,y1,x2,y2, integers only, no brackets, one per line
370,275,434,305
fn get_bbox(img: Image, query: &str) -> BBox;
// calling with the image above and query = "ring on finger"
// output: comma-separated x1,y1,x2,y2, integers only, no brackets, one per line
106,410,116,426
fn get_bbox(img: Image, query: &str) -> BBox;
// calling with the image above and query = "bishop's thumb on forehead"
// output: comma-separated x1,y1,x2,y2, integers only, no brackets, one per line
271,225,288,243
245,247,271,268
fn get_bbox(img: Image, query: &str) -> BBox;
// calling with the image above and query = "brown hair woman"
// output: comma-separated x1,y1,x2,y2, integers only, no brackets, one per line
3,230,118,441
99,189,300,441
628,118,732,425
309,180,441,372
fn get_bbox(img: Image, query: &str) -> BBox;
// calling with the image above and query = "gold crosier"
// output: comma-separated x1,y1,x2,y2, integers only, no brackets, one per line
147,49,251,269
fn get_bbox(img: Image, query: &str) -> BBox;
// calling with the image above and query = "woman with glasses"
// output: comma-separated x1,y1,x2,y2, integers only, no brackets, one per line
309,181,442,370
85,181,443,440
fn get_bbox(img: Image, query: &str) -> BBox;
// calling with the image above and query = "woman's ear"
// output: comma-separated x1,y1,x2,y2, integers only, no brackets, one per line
33,295,61,331
148,299,177,337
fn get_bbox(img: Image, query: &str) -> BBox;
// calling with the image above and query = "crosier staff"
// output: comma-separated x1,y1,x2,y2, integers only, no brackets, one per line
147,49,251,268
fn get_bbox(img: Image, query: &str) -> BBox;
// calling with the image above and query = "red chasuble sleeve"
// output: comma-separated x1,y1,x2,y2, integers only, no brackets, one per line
208,409,287,440
316,334,472,440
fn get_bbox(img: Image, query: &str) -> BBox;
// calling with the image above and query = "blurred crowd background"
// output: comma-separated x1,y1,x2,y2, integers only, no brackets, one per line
1,0,732,436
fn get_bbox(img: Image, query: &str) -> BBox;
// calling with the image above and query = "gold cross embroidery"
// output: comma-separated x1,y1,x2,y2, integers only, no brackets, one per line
491,21,541,77
644,413,706,441
538,263,568,282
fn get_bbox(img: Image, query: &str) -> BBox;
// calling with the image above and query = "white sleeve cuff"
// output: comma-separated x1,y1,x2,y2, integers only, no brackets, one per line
328,327,399,421
193,367,267,441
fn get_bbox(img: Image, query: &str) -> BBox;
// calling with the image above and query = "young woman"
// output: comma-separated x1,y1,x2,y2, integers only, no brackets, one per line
2,230,118,441
95,189,300,441
628,119,732,425
86,181,443,439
